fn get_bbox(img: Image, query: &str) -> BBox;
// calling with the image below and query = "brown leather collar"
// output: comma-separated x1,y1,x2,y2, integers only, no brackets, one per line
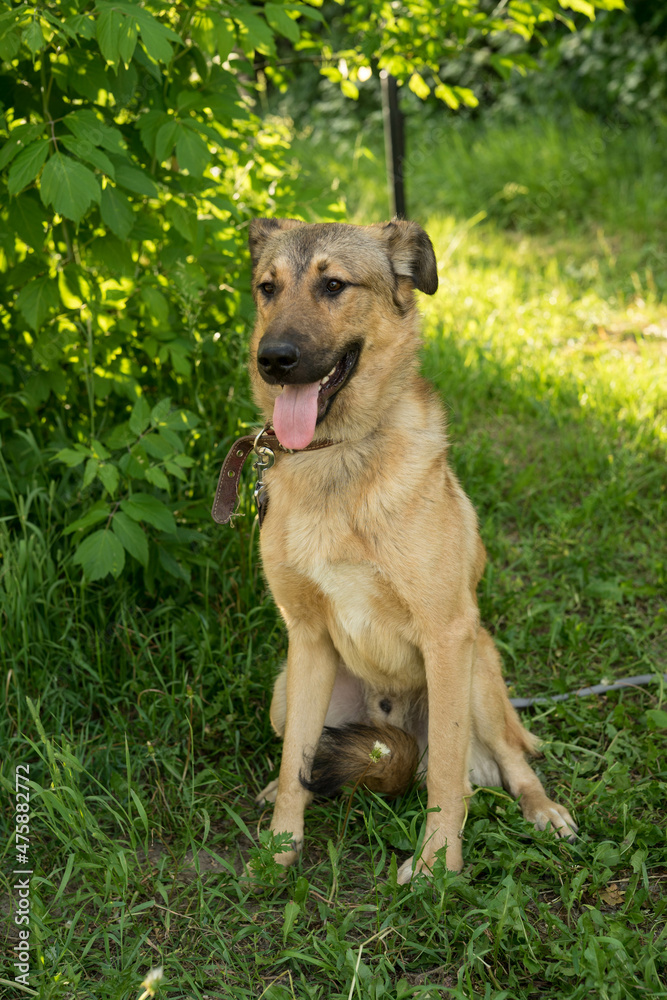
211,425,337,526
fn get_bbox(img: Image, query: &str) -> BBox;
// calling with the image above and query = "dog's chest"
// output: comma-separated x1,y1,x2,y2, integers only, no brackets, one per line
306,558,425,687
262,462,427,687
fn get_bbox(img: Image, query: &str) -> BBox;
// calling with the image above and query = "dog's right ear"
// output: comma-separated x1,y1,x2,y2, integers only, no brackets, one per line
248,218,305,270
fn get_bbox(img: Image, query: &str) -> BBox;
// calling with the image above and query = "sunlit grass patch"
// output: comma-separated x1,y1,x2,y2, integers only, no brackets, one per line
421,215,666,447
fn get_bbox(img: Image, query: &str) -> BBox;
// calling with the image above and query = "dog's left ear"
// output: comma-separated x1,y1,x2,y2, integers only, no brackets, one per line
376,220,438,295
248,217,305,270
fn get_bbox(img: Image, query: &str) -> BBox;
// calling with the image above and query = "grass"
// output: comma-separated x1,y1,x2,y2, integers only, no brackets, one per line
1,108,666,1000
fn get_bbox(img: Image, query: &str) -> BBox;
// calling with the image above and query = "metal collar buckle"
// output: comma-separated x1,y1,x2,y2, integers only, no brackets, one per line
252,425,275,511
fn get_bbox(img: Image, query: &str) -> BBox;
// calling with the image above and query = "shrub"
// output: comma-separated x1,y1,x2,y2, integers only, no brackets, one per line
0,0,326,585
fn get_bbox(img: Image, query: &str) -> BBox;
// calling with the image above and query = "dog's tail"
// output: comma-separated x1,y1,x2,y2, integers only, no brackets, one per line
300,723,419,798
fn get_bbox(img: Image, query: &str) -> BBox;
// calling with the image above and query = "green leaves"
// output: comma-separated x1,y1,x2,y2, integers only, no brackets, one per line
40,153,101,225
265,4,300,43
234,6,276,56
148,118,211,176
16,276,60,332
96,5,138,68
118,11,139,66
64,502,110,537
8,139,50,195
49,390,199,580
64,111,126,155
129,397,151,437
334,0,620,108
96,5,124,66
140,286,169,325
73,528,125,580
155,121,180,164
95,1,179,70
23,21,46,57
100,185,134,239
645,709,667,730
0,124,45,170
64,489,179,581
188,11,247,60
408,73,430,100
135,7,180,64
560,0,597,17
63,12,96,40
55,446,90,469
175,125,211,177
0,0,319,590
98,462,119,497
59,136,116,177
113,164,158,198
111,511,148,567
120,494,176,534
433,82,479,109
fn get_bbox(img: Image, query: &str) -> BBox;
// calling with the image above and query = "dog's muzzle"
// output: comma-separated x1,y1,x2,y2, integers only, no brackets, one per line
255,333,362,450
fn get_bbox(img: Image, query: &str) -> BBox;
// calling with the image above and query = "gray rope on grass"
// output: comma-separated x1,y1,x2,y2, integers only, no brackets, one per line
510,672,667,709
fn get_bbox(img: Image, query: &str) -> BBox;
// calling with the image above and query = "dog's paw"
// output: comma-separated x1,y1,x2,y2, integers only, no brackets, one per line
395,844,463,884
256,778,279,805
273,839,302,868
397,855,421,885
529,801,578,841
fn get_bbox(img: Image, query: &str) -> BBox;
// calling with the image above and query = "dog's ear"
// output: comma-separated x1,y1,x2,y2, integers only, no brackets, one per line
376,220,438,295
248,217,305,270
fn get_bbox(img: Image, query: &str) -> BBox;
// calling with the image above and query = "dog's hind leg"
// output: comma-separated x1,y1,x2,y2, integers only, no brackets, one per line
266,658,366,739
264,628,341,866
257,658,365,806
470,629,577,838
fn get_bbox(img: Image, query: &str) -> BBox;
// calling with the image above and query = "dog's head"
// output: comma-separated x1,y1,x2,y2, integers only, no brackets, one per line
247,219,438,449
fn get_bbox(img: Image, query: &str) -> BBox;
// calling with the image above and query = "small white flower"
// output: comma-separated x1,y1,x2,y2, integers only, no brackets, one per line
138,966,164,999
370,740,391,762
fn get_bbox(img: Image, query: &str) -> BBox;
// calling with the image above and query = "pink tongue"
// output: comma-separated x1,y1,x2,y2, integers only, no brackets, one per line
273,382,320,450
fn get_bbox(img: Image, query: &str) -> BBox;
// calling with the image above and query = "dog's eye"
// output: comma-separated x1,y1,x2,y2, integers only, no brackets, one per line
325,279,345,295
260,282,276,296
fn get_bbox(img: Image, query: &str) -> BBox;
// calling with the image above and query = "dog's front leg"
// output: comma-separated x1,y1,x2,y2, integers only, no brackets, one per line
269,626,339,867
397,613,476,882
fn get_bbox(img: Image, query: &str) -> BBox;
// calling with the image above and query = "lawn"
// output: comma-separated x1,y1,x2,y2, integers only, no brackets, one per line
1,110,666,1000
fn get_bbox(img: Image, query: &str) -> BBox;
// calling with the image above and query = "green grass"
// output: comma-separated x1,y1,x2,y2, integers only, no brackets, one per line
1,110,666,1000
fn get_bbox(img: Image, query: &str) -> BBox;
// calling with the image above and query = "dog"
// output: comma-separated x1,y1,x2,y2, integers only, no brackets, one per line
244,217,577,880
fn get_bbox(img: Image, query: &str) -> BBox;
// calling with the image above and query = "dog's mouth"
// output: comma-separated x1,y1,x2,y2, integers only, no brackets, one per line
272,345,360,450
316,346,359,412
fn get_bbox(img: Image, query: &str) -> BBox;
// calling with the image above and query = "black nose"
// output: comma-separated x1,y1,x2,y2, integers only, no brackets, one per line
257,340,300,381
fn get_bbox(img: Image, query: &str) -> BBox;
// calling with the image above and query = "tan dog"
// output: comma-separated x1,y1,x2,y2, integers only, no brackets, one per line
247,217,576,880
